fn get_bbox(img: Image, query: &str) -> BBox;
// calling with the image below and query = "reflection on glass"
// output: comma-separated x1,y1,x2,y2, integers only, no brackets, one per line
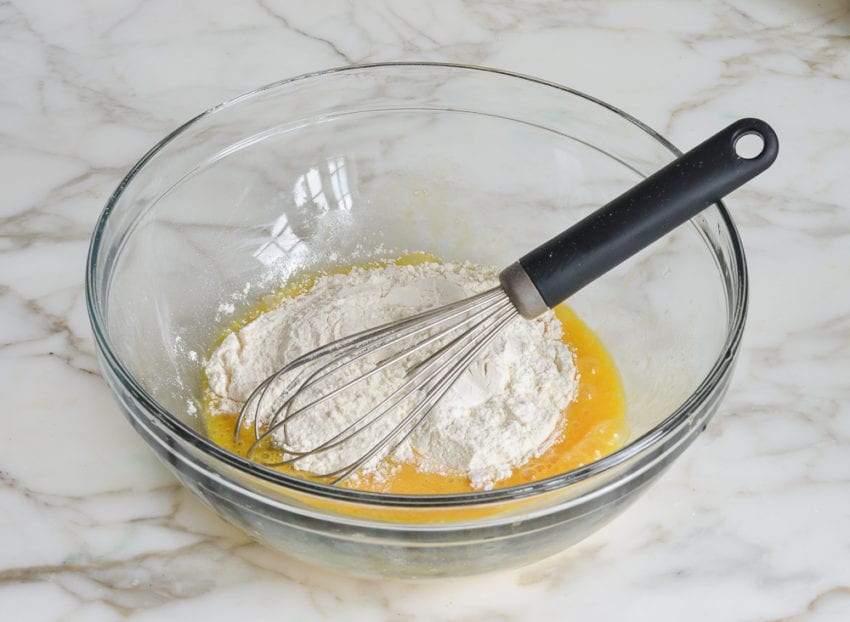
256,157,352,266
254,212,308,266
328,156,352,211
293,156,352,213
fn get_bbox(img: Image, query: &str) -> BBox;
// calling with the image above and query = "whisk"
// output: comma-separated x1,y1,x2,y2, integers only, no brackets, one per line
235,118,778,484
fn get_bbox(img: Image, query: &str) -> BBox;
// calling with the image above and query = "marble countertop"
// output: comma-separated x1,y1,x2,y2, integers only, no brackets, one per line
2,1,849,620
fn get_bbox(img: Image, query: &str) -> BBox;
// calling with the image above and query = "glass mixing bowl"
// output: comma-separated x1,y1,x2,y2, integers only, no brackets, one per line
86,63,747,579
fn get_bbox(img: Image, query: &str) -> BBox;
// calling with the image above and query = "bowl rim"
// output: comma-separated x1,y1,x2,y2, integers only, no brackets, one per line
86,62,748,508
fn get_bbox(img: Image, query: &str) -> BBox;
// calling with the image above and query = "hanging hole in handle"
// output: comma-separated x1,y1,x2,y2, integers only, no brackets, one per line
734,132,765,159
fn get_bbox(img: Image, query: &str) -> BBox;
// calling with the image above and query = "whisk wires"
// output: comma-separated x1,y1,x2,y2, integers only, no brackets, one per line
234,287,519,484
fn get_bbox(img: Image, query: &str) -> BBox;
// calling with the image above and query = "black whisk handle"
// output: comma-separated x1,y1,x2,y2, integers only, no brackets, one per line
517,118,777,310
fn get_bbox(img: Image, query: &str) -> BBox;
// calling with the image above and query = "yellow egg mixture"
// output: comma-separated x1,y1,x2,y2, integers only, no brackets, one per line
201,254,627,499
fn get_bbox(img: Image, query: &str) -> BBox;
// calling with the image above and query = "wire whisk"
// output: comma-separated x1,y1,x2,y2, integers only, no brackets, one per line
235,119,778,484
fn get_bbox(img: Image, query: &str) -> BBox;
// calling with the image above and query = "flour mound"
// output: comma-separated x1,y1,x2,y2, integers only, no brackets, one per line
205,262,579,490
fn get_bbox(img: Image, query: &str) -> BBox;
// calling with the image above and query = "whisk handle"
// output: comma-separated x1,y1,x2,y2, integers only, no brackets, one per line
506,118,778,317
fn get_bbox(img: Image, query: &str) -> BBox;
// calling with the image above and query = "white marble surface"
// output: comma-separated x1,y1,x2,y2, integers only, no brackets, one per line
1,0,849,620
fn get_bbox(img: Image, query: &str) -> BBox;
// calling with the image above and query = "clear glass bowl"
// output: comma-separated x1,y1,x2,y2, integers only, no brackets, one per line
86,63,747,578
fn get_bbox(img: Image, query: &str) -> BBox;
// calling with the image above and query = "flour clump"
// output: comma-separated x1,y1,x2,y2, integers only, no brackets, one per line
205,261,579,490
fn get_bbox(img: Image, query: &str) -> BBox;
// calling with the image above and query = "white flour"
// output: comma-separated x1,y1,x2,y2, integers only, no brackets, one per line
205,261,579,490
